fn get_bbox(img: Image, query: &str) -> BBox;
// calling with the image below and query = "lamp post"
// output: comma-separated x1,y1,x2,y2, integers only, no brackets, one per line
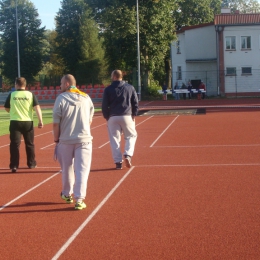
136,0,141,101
15,0,20,77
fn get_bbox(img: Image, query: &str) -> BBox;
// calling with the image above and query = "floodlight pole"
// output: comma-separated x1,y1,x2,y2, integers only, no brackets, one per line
136,0,141,101
15,0,21,77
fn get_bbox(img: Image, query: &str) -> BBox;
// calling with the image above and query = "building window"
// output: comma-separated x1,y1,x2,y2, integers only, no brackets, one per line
176,41,181,54
177,66,182,80
225,36,236,50
241,67,252,75
241,36,251,49
226,67,236,76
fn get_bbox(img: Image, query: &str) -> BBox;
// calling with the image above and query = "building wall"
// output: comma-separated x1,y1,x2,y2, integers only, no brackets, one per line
185,25,216,60
171,23,260,96
223,25,260,93
171,25,218,96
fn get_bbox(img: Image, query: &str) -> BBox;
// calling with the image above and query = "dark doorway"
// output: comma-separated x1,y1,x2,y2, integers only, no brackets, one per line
191,79,201,89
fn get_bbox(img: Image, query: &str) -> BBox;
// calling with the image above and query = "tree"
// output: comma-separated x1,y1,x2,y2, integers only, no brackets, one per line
0,0,45,83
173,0,221,30
85,0,176,89
55,0,107,84
221,0,260,13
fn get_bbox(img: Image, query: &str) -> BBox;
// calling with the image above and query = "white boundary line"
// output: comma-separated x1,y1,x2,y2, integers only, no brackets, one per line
152,144,260,148
91,123,106,129
51,167,135,260
35,131,52,137
41,143,55,149
0,172,60,211
134,163,260,167
150,115,179,147
0,130,53,149
98,116,154,149
40,123,108,150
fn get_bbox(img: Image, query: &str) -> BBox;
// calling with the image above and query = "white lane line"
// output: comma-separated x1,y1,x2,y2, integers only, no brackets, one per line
98,116,154,149
0,167,60,170
35,131,52,137
0,131,53,149
40,123,107,150
91,123,106,129
41,143,55,149
152,144,260,148
0,144,9,148
150,115,179,147
143,101,154,106
51,167,135,260
135,163,260,167
0,172,60,211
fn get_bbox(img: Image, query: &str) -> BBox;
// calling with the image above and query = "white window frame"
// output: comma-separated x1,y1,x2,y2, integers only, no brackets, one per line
241,36,251,50
241,67,252,75
225,36,236,50
226,67,236,76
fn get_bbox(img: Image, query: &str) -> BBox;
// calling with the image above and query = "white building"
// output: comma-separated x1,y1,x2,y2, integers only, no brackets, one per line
171,10,260,97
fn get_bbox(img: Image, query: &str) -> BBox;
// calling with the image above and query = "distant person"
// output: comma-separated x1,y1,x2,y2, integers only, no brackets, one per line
102,70,139,170
187,81,192,99
4,77,43,173
162,82,168,94
181,82,187,100
199,81,206,99
53,74,94,210
173,82,180,100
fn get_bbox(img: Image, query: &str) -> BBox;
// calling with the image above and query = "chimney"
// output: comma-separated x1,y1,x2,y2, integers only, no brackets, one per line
221,8,231,14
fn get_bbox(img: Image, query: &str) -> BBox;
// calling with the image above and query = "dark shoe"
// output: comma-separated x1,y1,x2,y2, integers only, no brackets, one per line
124,155,132,168
29,165,37,169
115,162,122,170
11,167,17,173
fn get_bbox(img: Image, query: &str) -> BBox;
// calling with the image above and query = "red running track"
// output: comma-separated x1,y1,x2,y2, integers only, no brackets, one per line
1,103,260,259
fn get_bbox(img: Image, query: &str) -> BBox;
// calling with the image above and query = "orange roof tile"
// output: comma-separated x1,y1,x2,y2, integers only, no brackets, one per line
214,13,260,25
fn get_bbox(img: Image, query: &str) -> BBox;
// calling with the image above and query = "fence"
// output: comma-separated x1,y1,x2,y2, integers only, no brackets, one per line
172,69,260,97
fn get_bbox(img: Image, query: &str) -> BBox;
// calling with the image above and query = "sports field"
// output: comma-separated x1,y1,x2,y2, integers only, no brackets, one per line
1,98,260,259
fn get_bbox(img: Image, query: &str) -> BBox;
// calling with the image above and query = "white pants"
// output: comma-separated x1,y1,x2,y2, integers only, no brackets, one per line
107,115,137,163
57,142,92,200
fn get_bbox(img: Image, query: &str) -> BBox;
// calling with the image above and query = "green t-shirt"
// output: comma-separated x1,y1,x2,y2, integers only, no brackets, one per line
4,90,39,121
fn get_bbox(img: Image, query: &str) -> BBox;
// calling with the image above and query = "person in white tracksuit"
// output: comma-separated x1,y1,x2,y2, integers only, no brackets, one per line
53,74,94,210
102,70,139,170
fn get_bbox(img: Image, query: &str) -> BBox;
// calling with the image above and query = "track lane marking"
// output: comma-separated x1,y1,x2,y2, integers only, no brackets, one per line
52,167,135,260
40,123,107,150
152,144,260,148
98,116,154,149
0,172,60,211
150,115,179,147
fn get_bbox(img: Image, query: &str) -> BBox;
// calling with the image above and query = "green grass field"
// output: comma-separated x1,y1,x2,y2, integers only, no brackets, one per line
0,107,101,136
0,108,53,136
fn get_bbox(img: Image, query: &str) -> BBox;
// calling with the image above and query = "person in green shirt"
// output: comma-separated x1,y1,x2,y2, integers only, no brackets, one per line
4,77,43,173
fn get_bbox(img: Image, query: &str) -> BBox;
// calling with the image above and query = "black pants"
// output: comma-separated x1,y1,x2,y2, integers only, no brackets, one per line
9,121,36,169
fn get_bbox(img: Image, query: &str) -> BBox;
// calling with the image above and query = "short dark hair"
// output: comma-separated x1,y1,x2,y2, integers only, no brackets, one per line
112,70,123,80
15,77,26,88
63,74,76,86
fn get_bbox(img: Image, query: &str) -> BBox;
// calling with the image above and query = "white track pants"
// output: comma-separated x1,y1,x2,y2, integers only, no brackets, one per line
57,142,92,200
107,115,137,163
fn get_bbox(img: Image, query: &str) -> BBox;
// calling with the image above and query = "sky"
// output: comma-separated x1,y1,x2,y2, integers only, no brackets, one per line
31,0,61,30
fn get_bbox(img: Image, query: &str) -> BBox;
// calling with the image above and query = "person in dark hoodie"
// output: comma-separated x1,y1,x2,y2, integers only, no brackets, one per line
53,74,94,210
102,70,139,170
